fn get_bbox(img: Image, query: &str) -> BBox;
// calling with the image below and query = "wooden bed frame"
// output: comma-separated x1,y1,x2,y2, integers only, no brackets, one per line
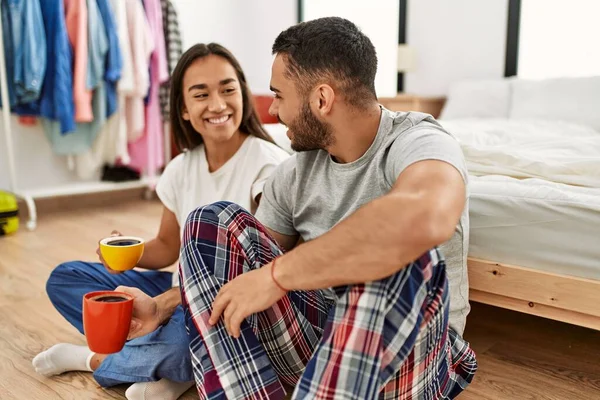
468,258,600,331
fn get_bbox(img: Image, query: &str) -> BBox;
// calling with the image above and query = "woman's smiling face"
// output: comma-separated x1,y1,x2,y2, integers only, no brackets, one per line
181,54,244,144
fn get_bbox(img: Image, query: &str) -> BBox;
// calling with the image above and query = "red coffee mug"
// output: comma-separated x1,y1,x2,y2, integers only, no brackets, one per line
83,291,134,354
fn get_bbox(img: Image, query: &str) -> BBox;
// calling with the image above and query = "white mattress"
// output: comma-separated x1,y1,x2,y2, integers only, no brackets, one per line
469,175,600,280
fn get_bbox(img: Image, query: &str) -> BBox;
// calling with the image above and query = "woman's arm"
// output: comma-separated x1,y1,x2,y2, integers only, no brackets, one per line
116,286,182,339
136,207,181,270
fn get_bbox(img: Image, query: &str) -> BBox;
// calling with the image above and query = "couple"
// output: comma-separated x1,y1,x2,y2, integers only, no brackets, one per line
33,17,476,399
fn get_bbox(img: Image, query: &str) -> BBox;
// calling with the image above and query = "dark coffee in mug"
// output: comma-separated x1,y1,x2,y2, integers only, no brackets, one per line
107,239,141,246
93,295,129,303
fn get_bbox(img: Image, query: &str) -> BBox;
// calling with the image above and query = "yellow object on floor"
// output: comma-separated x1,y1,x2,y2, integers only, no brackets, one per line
0,191,19,235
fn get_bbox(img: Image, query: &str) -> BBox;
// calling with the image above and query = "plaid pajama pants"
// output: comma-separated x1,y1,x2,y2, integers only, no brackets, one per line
179,202,477,399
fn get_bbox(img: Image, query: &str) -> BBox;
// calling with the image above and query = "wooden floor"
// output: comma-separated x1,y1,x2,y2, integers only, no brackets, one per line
1,199,599,399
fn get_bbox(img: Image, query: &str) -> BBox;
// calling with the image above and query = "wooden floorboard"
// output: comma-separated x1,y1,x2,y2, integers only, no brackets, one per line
1,199,599,399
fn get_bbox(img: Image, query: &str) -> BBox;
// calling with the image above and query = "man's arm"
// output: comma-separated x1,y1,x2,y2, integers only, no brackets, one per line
273,159,466,290
256,191,299,252
266,228,299,252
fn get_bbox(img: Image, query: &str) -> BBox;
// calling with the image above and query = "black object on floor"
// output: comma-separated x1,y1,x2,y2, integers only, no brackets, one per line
101,165,141,182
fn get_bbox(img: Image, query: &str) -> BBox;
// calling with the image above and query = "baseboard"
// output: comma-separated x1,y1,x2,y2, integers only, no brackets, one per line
16,187,158,221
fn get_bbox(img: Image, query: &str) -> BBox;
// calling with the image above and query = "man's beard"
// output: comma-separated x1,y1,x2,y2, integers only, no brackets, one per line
282,101,334,152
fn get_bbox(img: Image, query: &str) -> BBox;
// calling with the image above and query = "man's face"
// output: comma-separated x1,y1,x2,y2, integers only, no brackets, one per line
269,55,333,152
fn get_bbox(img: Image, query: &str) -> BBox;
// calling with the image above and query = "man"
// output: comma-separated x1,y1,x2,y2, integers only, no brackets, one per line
123,17,476,399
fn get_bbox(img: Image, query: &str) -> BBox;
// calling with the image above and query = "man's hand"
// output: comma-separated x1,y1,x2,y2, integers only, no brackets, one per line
209,262,287,338
115,286,163,340
97,230,123,275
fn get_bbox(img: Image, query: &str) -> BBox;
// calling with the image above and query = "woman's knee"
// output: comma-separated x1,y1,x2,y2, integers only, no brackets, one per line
46,262,80,302
155,312,194,380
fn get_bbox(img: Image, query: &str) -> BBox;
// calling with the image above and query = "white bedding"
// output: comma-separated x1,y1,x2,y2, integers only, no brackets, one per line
440,118,600,188
264,123,293,154
469,175,600,280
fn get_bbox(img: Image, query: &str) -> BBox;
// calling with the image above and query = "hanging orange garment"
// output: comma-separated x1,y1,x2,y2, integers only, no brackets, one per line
64,0,93,122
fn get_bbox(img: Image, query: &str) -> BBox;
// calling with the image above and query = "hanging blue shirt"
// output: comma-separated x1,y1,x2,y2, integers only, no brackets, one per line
0,0,47,107
43,0,109,155
0,0,16,106
85,0,108,92
12,0,75,134
96,0,122,118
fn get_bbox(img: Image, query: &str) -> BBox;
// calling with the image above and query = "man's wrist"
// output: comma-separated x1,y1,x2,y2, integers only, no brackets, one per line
270,258,289,292
273,253,295,291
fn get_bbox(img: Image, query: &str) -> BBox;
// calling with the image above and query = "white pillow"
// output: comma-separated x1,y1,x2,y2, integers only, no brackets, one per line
263,123,293,154
510,76,600,131
440,79,511,120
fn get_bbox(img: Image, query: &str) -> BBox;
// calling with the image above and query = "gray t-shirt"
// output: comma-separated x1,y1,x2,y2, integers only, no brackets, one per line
255,108,470,334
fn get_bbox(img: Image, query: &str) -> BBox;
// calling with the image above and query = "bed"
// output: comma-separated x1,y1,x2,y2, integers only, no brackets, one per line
440,76,600,330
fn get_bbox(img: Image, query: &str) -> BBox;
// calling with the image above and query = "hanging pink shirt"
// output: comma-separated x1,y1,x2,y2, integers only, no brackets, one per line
64,0,93,123
127,0,169,175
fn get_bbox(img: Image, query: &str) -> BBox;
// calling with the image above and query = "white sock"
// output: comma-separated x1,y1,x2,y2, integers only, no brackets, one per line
125,378,194,400
32,343,94,377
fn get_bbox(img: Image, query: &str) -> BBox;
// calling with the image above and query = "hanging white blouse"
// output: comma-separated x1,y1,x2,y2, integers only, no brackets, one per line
125,0,155,142
75,0,137,178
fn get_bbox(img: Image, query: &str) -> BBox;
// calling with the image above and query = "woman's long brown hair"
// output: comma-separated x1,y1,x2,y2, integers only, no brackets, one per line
169,43,276,152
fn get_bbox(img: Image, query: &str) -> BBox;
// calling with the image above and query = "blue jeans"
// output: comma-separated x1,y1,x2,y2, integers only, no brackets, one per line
46,261,193,387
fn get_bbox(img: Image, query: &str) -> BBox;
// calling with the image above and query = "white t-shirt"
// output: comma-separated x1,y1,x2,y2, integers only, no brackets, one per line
157,135,289,285
156,133,289,246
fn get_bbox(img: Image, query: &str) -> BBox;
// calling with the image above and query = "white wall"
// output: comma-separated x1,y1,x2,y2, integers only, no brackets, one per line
303,0,399,98
0,0,296,192
518,0,600,79
1,0,513,191
173,0,296,94
405,0,509,96
0,117,78,191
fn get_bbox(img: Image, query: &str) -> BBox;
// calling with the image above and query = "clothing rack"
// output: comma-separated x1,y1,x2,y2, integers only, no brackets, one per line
0,3,165,230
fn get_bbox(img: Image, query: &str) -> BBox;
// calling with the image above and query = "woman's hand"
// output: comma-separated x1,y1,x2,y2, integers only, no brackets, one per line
115,286,164,340
96,230,122,274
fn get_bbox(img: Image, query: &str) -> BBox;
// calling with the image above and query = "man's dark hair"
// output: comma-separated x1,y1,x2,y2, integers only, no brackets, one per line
272,17,378,108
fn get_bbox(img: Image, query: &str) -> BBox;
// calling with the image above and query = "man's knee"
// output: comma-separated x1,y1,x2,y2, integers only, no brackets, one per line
183,202,253,240
184,201,249,228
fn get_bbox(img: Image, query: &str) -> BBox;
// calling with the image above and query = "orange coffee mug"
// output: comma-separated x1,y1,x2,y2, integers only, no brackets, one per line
83,291,134,354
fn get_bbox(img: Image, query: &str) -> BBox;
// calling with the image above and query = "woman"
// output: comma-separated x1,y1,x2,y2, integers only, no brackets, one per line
32,43,289,400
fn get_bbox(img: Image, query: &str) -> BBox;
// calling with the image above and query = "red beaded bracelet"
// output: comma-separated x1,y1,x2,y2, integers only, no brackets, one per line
271,258,289,292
